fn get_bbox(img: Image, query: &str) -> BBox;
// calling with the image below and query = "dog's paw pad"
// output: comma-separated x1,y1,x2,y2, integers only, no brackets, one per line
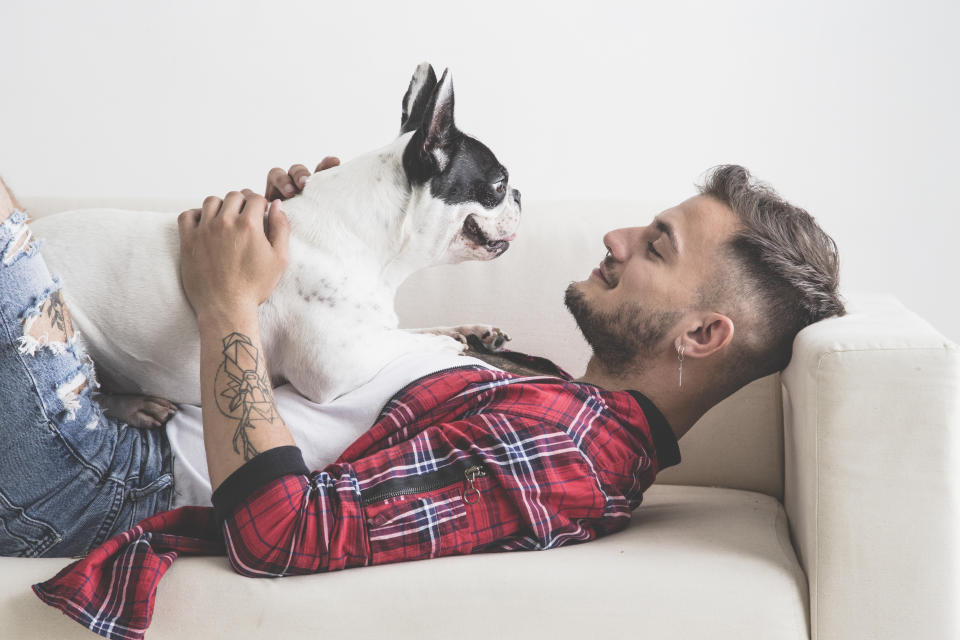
417,324,510,353
458,325,510,352
487,328,511,352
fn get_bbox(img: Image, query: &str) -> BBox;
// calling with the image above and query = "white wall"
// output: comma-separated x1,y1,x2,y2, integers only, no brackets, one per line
1,0,957,341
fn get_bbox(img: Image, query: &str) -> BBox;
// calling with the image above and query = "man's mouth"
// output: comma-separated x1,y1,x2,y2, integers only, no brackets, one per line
463,214,515,253
592,261,612,287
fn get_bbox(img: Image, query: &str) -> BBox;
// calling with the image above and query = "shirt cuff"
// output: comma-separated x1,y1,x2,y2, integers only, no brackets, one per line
627,391,682,471
211,446,309,525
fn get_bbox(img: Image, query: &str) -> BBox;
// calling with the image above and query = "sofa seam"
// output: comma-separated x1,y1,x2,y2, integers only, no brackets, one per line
810,345,957,357
813,352,825,640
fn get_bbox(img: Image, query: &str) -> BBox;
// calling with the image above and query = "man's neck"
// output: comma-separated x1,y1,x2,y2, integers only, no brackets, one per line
575,356,717,442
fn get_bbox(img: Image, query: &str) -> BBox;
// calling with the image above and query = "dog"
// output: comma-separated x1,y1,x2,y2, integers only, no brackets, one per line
28,63,521,419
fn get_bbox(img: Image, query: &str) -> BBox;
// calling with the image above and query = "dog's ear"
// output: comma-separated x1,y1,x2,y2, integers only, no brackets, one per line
400,62,438,134
403,68,458,183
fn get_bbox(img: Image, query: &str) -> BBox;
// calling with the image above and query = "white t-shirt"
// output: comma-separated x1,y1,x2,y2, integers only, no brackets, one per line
166,352,499,508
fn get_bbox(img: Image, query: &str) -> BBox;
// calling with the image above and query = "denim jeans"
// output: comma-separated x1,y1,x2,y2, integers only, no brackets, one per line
0,210,173,557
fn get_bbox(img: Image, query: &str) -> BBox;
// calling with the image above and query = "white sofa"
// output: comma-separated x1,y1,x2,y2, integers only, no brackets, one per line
3,198,958,640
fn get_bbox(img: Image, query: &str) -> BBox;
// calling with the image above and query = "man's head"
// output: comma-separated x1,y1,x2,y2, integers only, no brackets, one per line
565,164,843,394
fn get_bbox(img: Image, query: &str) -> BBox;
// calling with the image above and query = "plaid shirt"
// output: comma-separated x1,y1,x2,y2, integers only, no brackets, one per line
34,356,680,640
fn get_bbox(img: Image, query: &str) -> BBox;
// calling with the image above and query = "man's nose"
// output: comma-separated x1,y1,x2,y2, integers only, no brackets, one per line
511,188,521,208
603,228,636,262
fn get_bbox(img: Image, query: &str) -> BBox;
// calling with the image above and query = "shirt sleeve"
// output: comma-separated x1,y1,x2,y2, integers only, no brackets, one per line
212,447,373,577
212,406,652,577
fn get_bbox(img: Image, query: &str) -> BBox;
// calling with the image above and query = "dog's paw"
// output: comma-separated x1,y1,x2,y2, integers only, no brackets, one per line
96,393,178,428
440,324,511,352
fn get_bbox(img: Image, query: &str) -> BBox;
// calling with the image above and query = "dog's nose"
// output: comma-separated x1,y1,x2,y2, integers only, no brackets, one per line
511,188,521,208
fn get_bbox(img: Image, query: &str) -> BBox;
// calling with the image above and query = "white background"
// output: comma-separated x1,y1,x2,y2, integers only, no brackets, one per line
1,0,957,341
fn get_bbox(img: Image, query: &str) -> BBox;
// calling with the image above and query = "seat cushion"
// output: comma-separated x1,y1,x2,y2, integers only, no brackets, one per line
2,484,808,639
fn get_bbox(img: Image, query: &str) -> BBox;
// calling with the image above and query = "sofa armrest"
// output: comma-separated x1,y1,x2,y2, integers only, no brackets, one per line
781,293,960,640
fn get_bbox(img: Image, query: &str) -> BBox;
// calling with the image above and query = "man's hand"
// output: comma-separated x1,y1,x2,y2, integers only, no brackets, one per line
177,192,290,323
265,156,340,200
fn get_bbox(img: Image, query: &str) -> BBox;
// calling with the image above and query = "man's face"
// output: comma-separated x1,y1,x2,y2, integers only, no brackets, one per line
564,195,740,373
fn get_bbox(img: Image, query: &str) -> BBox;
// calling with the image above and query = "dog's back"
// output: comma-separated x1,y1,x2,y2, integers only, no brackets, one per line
25,63,522,406
30,209,204,400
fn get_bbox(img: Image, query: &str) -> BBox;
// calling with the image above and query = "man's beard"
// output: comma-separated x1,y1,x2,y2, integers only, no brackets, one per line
564,282,682,375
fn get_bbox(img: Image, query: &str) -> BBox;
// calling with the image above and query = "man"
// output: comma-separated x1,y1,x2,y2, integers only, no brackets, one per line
177,162,843,578
1,163,842,629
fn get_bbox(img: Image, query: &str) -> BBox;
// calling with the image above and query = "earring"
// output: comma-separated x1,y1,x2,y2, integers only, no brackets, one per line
676,342,685,389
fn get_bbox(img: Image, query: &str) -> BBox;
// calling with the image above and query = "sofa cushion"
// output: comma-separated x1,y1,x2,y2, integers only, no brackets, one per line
4,484,808,639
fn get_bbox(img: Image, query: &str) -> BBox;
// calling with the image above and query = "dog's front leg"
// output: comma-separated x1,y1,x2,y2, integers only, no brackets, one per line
409,325,511,352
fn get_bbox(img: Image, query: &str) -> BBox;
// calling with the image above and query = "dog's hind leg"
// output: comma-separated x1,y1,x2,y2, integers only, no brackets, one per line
96,393,178,428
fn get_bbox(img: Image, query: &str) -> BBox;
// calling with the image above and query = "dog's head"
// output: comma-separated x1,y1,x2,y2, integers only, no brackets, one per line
399,63,521,263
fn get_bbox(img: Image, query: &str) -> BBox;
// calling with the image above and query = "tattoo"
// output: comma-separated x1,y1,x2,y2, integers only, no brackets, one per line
26,290,75,344
214,332,278,461
45,291,72,338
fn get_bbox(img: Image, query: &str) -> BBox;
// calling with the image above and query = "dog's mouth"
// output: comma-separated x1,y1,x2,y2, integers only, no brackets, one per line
462,214,515,254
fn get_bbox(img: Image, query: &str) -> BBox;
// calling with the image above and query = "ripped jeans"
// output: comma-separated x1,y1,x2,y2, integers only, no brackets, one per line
0,210,173,557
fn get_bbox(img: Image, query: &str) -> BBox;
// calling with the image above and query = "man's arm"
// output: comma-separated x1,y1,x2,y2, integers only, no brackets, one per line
196,309,295,490
178,191,295,490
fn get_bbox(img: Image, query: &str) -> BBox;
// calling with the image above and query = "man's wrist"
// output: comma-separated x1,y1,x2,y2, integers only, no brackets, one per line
195,304,259,331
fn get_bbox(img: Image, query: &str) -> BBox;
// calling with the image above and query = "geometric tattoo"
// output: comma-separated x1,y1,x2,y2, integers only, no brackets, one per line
214,332,278,461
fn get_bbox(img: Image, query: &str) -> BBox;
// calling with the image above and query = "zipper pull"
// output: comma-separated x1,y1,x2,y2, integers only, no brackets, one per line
463,464,487,504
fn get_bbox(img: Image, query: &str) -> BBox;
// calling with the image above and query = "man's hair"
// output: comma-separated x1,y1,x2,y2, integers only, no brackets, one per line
699,165,844,382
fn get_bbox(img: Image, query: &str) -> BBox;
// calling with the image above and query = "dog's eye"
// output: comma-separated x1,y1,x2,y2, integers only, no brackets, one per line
494,180,505,194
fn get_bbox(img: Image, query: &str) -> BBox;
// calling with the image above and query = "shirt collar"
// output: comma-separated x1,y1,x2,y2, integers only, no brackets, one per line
625,390,681,471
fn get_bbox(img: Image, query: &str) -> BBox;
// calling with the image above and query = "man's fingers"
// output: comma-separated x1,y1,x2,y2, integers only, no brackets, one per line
219,191,247,222
315,156,340,173
266,200,290,260
178,208,201,233
288,164,311,190
200,196,223,224
265,159,338,199
240,189,267,214
266,167,297,200
239,191,268,224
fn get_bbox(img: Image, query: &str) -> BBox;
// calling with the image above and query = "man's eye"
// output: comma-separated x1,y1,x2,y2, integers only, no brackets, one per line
647,241,662,259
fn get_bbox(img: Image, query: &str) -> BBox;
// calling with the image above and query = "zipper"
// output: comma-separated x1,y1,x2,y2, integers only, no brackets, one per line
361,462,488,507
462,464,487,504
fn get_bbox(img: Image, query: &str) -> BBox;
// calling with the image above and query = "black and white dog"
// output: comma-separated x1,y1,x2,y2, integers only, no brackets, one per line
29,63,521,409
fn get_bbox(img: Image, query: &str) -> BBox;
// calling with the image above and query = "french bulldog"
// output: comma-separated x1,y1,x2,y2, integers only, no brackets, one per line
28,62,521,415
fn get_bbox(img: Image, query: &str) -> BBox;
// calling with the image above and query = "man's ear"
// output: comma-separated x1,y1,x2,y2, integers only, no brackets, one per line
402,68,458,184
400,62,438,134
678,313,734,358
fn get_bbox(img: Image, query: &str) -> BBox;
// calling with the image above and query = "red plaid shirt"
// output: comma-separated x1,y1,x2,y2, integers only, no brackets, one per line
34,359,680,640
